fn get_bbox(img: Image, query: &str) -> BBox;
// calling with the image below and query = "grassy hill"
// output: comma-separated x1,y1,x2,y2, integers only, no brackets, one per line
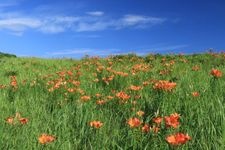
0,52,16,58
0,52,224,149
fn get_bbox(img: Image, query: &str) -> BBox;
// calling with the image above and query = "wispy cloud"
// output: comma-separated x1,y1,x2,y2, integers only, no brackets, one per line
120,15,165,27
38,16,79,33
48,49,93,55
46,44,188,58
0,18,41,31
86,11,104,16
147,44,189,52
39,25,65,34
73,14,166,32
46,48,119,57
0,9,167,35
0,14,79,34
75,21,111,32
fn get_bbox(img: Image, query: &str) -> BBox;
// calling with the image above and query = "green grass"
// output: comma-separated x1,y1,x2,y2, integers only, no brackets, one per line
0,53,224,149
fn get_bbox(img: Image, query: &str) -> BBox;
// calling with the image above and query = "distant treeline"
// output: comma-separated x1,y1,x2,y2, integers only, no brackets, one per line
0,52,16,58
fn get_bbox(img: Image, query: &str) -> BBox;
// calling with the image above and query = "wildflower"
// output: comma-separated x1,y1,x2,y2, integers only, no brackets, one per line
159,69,171,75
93,73,97,77
116,91,130,102
127,117,142,128
67,88,75,93
115,71,129,77
180,58,188,63
192,91,200,97
10,76,18,89
142,81,150,86
131,101,137,106
132,64,150,74
95,93,101,97
129,85,142,91
48,87,54,92
136,110,145,117
96,100,106,105
102,75,114,84
166,133,191,145
211,69,222,78
38,134,56,144
142,124,150,133
0,84,6,89
152,117,163,125
96,65,104,72
153,80,177,92
108,61,113,66
6,117,14,124
71,80,80,86
80,95,91,102
77,88,85,95
134,95,141,99
67,70,73,76
5,113,28,125
170,60,175,65
164,113,180,128
106,95,114,100
57,71,66,77
93,78,99,82
192,65,200,71
19,118,29,125
89,120,103,129
161,58,166,63
152,125,160,133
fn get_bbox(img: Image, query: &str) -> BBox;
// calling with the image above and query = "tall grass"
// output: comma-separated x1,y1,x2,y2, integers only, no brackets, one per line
0,53,224,149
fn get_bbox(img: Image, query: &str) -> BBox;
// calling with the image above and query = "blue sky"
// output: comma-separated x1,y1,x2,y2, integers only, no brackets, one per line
0,0,225,58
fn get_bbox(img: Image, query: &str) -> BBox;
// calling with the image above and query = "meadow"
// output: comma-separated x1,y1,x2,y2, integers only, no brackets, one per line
0,52,224,150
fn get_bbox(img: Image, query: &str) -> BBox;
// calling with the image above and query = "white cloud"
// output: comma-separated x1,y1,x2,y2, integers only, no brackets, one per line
38,16,80,33
119,15,166,28
47,16,80,24
121,15,151,25
46,48,120,57
0,18,41,31
75,21,111,32
46,48,160,57
148,44,189,52
0,10,167,35
86,11,104,16
74,14,166,32
47,49,93,55
39,25,65,34
0,15,79,34
44,44,188,58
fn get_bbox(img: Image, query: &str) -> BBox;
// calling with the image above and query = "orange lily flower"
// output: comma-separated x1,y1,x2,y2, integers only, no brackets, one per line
142,124,150,133
166,133,191,145
152,117,163,125
211,68,222,78
136,110,145,117
192,91,200,97
89,120,103,129
164,113,180,128
153,80,176,92
38,134,56,144
127,117,142,128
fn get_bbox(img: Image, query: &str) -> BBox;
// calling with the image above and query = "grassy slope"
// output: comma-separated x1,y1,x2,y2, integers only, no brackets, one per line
0,53,224,150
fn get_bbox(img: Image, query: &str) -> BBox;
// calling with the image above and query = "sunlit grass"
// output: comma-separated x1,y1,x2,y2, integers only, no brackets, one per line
0,53,224,149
